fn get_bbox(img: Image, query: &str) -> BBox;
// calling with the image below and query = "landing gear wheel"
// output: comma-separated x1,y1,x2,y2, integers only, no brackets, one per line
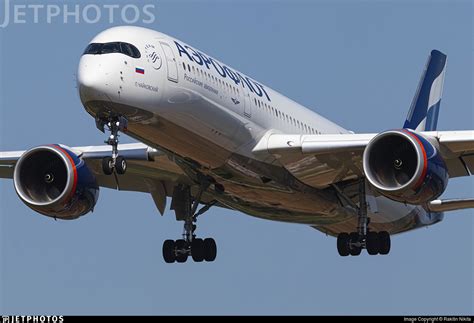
350,246,362,256
349,232,362,256
175,239,188,263
115,156,127,175
102,157,114,175
366,232,380,255
337,233,350,257
162,240,176,263
191,238,204,262
378,231,391,255
333,179,394,257
203,238,217,262
165,183,219,264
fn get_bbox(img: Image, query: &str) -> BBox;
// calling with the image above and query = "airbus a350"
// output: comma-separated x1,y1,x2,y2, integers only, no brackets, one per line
1,26,473,262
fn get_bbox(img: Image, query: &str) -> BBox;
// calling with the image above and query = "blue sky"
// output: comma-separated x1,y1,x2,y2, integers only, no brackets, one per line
0,0,473,315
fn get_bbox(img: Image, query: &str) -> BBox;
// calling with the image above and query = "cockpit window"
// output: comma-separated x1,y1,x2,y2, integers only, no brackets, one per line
101,42,121,54
130,45,141,58
120,43,134,57
83,43,102,55
83,42,141,58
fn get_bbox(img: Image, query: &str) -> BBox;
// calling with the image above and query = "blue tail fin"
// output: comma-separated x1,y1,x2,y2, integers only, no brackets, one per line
403,50,447,131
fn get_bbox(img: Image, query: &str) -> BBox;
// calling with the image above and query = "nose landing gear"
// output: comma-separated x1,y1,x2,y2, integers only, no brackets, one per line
96,116,128,175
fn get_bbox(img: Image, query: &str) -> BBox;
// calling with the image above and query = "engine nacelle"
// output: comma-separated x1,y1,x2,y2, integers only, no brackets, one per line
363,129,448,204
13,145,99,220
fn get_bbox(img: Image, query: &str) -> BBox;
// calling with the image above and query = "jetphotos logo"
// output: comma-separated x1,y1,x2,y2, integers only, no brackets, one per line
2,317,64,323
0,0,157,28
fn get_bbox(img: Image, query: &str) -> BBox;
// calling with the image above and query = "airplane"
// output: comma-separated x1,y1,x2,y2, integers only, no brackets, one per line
1,26,473,262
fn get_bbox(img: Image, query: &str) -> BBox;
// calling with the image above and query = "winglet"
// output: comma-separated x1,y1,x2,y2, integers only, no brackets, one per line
404,50,447,131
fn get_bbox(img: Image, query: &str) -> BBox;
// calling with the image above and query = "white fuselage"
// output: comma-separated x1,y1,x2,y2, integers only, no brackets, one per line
77,26,442,236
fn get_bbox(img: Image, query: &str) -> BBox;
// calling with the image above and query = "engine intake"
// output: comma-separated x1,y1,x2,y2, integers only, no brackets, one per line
363,130,448,204
13,145,99,219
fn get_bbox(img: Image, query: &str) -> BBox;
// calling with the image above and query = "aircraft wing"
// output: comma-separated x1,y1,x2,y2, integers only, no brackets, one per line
252,130,474,188
0,143,198,215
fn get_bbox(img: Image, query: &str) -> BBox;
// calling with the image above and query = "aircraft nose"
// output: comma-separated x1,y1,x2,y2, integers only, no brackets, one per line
77,65,96,89
77,57,108,103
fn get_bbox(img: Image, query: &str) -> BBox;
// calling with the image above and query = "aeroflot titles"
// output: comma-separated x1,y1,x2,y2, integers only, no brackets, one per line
174,41,271,102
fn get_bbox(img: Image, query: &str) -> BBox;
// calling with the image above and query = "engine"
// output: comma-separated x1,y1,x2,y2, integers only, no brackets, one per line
363,129,448,204
13,145,99,220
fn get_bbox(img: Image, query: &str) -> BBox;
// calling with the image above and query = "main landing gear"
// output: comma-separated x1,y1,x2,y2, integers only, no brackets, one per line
335,179,391,257
162,181,218,264
96,116,128,176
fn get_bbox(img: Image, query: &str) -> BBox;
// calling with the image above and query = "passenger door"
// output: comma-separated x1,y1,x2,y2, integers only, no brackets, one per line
160,42,178,83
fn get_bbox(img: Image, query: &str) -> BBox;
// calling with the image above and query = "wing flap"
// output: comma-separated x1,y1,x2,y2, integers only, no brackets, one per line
436,130,474,153
461,154,474,175
426,130,474,177
253,133,373,188
444,158,470,178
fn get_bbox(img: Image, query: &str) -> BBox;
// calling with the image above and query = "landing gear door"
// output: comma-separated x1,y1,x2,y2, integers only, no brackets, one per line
160,42,178,83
